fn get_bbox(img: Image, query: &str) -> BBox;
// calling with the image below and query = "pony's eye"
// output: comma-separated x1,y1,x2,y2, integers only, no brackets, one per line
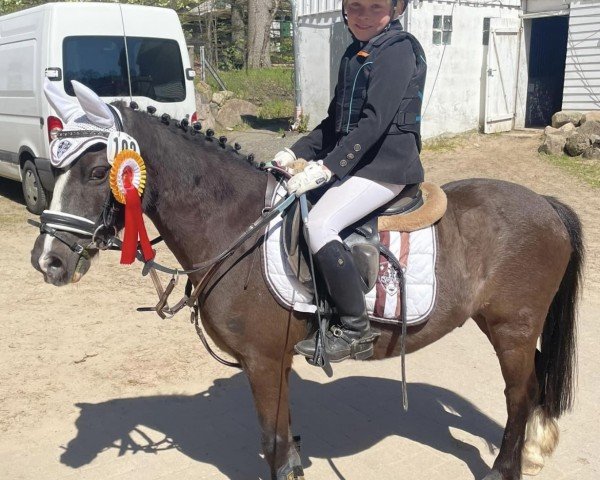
90,167,109,181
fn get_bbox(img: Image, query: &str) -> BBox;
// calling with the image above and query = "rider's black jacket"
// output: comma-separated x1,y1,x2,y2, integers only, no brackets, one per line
290,21,425,186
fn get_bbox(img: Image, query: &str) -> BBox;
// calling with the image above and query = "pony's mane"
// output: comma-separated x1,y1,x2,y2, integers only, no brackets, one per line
113,101,261,170
111,102,267,211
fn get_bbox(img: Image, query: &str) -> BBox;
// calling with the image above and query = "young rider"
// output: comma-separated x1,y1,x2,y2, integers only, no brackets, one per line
274,0,426,362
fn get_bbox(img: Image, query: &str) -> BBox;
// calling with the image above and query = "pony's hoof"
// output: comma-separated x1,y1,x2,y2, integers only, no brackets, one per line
276,465,305,480
522,457,544,476
481,470,504,480
522,444,544,475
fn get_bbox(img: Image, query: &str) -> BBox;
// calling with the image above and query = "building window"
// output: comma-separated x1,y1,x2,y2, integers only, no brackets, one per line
483,18,491,46
433,15,452,45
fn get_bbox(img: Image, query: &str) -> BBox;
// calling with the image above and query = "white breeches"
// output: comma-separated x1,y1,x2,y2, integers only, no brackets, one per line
307,175,405,253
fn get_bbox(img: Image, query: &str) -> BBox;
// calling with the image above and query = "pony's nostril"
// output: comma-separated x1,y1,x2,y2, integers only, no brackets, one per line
48,256,63,270
46,255,66,280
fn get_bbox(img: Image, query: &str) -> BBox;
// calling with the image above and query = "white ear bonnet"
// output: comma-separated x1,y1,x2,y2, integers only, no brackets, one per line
44,79,123,168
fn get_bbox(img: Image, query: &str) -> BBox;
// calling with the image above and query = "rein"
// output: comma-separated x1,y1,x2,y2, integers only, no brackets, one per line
30,180,295,370
29,190,296,317
136,192,296,319
31,86,297,366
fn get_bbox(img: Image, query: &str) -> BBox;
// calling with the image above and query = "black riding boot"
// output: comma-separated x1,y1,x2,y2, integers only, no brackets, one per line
295,241,377,362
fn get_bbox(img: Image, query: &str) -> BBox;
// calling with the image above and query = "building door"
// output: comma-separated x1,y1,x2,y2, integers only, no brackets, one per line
484,18,521,133
525,16,569,127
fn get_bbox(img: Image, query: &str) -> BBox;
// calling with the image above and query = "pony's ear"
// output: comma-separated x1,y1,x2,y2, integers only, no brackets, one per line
71,80,115,128
43,78,81,123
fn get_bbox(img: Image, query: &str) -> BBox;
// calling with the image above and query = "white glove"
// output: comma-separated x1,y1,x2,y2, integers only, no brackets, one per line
272,148,296,168
286,161,332,195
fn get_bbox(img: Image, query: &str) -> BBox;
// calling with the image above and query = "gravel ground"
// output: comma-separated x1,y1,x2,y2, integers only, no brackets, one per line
0,127,598,480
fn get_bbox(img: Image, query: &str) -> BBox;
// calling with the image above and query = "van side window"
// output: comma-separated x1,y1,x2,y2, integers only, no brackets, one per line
63,37,128,97
127,38,185,102
63,36,185,102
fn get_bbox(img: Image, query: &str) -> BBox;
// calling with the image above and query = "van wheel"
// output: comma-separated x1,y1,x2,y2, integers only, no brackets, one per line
22,160,48,214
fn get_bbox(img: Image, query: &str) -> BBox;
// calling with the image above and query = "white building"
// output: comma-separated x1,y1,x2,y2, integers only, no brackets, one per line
294,0,600,137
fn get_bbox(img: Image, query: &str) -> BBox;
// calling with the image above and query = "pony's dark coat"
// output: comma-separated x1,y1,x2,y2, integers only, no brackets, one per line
31,105,583,480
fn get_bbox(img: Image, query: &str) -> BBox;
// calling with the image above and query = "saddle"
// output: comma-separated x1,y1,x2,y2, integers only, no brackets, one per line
274,179,447,294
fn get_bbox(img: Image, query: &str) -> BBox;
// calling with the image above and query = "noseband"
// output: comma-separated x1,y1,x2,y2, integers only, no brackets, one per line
28,192,123,258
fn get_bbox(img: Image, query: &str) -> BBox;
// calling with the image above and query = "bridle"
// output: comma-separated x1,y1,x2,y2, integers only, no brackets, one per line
29,98,297,367
29,140,296,320
28,104,127,260
29,160,295,370
33,81,301,369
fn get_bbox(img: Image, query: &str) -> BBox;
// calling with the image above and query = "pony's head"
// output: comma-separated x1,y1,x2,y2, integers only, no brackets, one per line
31,80,125,285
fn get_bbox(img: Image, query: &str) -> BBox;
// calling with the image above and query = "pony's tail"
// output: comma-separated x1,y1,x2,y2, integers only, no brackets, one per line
538,196,584,419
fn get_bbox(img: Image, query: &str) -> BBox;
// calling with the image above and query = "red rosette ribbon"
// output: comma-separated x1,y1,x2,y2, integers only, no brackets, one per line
120,167,155,264
109,150,155,265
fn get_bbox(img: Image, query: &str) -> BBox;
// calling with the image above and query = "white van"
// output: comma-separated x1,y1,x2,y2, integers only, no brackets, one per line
0,2,197,213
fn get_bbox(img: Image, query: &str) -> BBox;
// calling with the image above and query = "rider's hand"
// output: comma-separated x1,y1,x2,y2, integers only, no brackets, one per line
272,148,296,168
286,161,332,196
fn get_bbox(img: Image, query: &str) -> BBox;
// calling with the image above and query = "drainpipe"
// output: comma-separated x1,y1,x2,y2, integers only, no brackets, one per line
512,21,524,130
404,0,412,32
290,0,303,131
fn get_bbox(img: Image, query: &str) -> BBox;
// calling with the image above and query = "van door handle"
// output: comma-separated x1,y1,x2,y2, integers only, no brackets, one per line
45,67,62,81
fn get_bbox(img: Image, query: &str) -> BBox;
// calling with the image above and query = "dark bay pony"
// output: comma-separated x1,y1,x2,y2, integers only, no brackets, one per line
30,93,583,480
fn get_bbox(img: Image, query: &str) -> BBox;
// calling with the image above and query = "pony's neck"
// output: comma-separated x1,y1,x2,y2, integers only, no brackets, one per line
122,109,267,268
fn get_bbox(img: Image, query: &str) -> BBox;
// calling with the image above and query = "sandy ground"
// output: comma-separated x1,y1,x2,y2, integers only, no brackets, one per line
0,129,598,480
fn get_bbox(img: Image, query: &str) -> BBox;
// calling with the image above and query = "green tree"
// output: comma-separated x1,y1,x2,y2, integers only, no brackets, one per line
230,0,246,68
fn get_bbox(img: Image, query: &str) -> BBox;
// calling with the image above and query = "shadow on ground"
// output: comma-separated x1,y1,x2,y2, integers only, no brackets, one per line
60,373,502,479
0,178,26,206
241,115,291,132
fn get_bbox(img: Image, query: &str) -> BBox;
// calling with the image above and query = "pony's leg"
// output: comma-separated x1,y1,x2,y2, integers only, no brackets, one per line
482,315,540,480
520,349,560,475
245,355,304,480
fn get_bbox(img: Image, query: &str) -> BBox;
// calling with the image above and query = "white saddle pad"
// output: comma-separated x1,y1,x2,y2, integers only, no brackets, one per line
366,227,438,325
261,187,438,325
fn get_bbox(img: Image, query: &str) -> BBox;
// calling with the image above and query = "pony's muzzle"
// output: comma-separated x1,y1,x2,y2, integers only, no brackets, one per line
31,233,89,286
39,253,69,285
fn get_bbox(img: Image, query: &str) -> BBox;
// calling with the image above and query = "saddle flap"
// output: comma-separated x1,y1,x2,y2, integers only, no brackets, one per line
351,244,380,292
343,218,380,292
283,200,300,258
281,200,312,285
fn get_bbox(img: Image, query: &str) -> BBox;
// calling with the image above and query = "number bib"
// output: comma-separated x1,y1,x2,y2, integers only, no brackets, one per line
107,132,141,165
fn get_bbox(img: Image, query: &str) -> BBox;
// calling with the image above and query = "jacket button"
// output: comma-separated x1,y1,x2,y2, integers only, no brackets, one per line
339,159,348,167
353,144,361,152
346,153,354,160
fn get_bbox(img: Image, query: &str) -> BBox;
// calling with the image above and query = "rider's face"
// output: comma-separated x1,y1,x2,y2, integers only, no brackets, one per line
345,0,393,42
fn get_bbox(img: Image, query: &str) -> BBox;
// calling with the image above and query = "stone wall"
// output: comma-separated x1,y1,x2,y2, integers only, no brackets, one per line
539,111,600,160
194,81,259,130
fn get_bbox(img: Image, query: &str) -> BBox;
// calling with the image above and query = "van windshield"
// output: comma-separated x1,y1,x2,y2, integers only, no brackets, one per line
63,36,185,102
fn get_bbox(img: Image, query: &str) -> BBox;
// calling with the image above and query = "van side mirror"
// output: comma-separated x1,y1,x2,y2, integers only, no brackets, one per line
185,68,196,81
